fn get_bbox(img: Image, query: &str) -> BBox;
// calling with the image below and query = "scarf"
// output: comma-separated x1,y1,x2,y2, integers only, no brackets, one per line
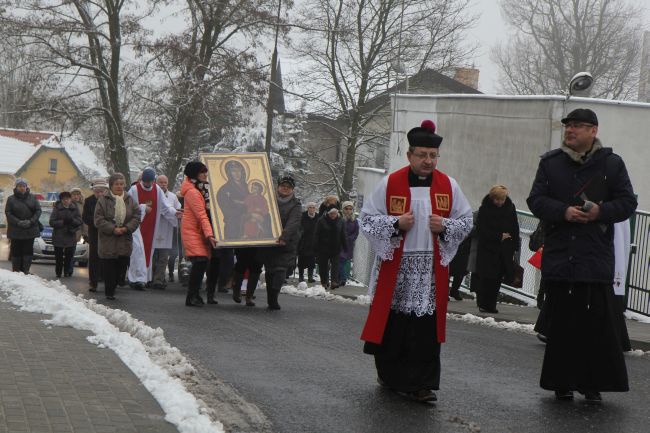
561,138,603,164
111,191,126,227
277,193,294,204
190,178,211,214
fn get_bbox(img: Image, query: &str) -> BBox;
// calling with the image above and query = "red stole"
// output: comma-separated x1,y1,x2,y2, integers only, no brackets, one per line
360,166,452,344
136,183,158,267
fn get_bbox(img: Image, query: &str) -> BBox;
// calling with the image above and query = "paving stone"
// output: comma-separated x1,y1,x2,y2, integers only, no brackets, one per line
0,302,179,433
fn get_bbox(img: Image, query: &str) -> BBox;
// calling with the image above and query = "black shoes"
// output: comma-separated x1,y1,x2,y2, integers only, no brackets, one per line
185,297,203,307
449,291,463,301
583,391,602,402
399,389,437,403
106,296,116,300
152,283,166,290
307,278,316,283
555,390,574,400
267,303,281,311
217,287,229,293
130,282,146,291
168,273,174,282
206,297,218,305
479,307,499,314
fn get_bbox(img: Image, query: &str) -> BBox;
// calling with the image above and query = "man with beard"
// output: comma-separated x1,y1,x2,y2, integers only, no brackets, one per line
359,120,473,403
527,108,636,402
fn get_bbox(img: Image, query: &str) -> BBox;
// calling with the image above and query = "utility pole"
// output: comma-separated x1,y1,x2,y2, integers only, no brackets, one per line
264,0,282,158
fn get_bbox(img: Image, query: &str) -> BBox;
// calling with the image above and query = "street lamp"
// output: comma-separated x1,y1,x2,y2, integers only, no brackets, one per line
567,71,593,98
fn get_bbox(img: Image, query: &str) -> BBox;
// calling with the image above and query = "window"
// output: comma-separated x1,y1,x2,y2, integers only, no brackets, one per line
49,158,58,173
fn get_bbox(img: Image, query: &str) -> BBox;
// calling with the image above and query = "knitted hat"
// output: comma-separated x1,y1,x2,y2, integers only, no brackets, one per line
184,161,208,180
277,175,295,188
91,178,108,190
70,187,82,194
141,167,156,182
15,178,28,187
341,201,353,209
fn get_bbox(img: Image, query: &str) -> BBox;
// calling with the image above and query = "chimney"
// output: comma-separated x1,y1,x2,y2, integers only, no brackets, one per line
453,67,480,90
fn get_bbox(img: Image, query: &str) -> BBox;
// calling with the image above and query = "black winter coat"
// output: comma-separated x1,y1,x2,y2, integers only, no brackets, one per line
49,201,83,248
314,215,347,257
475,195,520,280
5,188,41,240
82,194,100,242
298,211,318,256
258,194,302,271
527,147,637,283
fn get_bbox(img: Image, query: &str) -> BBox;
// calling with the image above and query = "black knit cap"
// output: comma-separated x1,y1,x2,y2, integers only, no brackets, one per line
184,161,208,179
277,174,295,188
407,120,443,148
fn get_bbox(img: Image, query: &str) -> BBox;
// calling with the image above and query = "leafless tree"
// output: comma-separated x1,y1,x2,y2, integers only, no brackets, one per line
0,43,51,129
291,0,476,200
493,0,645,99
0,0,162,183
138,0,281,188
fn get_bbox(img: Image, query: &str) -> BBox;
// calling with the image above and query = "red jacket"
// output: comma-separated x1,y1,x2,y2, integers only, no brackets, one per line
180,178,213,258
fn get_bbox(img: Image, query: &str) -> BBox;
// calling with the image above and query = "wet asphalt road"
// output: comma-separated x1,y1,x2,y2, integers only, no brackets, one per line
6,262,650,433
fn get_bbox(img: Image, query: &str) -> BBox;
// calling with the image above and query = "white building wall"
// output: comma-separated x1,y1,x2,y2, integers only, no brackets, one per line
389,94,650,211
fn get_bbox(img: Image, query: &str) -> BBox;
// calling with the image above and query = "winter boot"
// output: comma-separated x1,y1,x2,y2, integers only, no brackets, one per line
11,256,22,272
232,271,244,303
307,267,315,283
267,270,284,310
245,272,261,307
21,256,33,274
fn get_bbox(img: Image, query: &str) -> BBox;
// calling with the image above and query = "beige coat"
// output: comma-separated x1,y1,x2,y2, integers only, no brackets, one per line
94,194,141,259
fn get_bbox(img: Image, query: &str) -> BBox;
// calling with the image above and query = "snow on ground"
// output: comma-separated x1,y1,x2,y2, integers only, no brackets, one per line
625,311,650,324
281,281,371,305
448,313,535,335
0,269,224,433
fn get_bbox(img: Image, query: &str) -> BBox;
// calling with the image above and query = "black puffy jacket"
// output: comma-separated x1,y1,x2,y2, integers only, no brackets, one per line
49,201,83,248
527,146,637,283
5,188,42,240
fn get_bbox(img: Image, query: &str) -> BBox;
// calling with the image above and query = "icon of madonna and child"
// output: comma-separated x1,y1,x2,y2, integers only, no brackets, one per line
216,159,274,241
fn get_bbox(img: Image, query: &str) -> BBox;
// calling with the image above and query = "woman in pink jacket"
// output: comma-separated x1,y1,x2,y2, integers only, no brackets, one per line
180,161,217,306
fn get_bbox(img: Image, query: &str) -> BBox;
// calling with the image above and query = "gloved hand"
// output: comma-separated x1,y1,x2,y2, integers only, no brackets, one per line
17,220,32,228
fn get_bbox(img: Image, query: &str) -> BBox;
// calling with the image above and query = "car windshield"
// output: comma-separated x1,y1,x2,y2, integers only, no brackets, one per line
40,210,52,227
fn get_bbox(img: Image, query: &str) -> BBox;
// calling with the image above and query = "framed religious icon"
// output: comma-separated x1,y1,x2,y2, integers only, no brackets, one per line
200,152,283,247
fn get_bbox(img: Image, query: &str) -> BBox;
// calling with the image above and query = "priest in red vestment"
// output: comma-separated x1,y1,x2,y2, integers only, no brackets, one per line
127,168,180,288
359,120,473,403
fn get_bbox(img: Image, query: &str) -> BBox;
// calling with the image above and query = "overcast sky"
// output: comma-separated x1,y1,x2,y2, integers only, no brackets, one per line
468,0,649,94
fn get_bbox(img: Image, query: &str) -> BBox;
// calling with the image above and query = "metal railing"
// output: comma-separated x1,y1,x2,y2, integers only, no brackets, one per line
626,210,650,315
352,210,650,316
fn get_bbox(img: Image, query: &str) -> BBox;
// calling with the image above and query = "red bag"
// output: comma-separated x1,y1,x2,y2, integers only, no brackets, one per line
528,247,543,270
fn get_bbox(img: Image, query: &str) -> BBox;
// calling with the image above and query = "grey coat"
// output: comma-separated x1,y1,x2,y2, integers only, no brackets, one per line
94,194,141,259
5,188,42,240
258,194,302,271
49,201,83,248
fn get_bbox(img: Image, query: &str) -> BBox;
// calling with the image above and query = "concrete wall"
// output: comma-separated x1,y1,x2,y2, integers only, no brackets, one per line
389,94,650,212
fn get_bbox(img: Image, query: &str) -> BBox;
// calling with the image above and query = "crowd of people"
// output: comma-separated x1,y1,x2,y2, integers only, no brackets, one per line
3,107,636,406
4,161,362,310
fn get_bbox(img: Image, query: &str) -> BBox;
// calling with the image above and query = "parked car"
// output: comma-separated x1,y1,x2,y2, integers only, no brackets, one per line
32,201,88,266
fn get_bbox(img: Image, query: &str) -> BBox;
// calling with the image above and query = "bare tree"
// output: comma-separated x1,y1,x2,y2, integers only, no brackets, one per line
137,0,281,188
0,0,161,183
292,0,476,200
493,0,645,99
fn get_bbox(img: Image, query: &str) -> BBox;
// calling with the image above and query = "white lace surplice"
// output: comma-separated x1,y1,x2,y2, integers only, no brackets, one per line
360,175,473,316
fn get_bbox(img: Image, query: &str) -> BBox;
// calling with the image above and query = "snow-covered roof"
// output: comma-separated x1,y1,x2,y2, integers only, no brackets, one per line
0,134,43,174
62,138,109,177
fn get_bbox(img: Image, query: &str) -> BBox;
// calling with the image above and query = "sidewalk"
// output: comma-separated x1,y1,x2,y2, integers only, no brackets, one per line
0,300,178,433
333,284,650,352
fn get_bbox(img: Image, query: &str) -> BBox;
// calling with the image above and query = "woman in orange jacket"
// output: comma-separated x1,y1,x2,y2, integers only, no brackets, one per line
180,161,217,306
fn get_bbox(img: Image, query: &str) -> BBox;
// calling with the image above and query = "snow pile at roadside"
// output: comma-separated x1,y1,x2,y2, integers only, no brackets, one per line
448,313,536,335
625,311,650,324
281,281,371,305
0,270,224,433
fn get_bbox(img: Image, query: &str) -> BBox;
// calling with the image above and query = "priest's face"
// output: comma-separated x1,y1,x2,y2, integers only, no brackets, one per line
407,146,439,176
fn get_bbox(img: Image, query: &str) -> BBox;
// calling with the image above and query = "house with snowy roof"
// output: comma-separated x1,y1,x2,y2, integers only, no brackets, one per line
0,128,87,197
